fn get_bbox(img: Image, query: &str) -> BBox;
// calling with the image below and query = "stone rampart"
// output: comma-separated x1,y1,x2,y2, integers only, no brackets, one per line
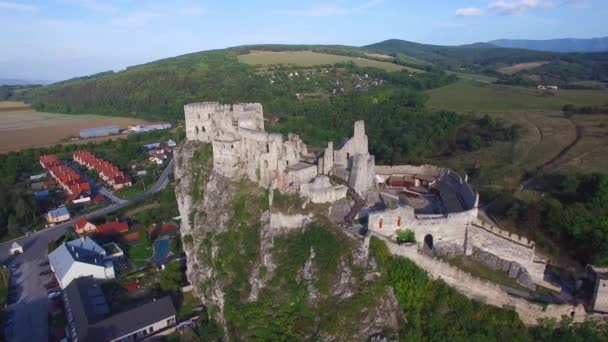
371,234,586,326
374,164,442,177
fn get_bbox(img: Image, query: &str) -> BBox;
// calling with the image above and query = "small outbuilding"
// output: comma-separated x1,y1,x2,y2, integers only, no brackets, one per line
10,242,23,255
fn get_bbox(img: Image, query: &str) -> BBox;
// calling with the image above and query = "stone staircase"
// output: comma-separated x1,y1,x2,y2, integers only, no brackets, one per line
330,175,366,225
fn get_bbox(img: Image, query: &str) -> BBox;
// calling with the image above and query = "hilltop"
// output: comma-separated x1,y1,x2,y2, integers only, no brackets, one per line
489,37,608,53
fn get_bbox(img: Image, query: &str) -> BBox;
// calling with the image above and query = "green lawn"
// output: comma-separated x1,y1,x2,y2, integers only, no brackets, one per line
426,80,608,112
127,243,153,260
177,292,202,321
238,51,424,73
116,184,146,200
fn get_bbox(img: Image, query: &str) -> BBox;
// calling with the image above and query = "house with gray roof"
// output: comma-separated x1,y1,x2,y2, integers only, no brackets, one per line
49,237,115,289
63,277,176,341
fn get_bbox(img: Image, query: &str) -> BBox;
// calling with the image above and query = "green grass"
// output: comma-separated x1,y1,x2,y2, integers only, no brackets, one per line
238,51,424,73
426,80,608,112
127,243,153,260
177,292,202,321
116,184,146,200
451,71,497,83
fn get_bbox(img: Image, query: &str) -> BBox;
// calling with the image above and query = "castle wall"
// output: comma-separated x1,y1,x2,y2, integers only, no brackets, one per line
375,164,442,178
467,224,535,270
367,206,475,252
333,121,369,169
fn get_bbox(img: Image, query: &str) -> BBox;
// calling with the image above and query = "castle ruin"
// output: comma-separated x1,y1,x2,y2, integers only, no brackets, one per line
184,101,556,291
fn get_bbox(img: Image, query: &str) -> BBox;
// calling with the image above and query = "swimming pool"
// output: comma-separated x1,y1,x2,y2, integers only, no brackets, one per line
151,238,170,266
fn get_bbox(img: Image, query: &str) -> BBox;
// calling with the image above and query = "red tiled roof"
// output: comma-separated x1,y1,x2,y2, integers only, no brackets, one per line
73,150,131,187
74,217,89,230
97,221,129,235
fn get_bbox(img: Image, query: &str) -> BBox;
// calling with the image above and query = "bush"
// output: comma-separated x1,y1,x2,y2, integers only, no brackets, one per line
396,229,416,244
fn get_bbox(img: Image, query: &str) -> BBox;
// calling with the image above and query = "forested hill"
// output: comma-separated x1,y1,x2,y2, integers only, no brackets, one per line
364,39,608,82
489,37,608,53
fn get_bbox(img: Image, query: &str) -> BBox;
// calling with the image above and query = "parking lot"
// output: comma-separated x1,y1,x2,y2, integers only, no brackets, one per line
4,235,52,342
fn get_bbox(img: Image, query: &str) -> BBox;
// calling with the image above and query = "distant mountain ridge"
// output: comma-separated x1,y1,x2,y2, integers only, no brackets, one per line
0,78,53,86
489,37,608,53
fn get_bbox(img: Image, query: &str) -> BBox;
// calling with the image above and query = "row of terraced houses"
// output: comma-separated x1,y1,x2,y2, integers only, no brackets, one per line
40,155,91,202
72,151,132,190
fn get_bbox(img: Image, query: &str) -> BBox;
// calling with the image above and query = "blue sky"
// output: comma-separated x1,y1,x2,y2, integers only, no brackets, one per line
1,0,606,81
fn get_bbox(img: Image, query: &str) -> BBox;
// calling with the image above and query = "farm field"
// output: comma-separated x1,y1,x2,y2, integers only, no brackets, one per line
497,61,549,74
433,110,608,190
238,50,424,73
0,107,147,153
426,80,608,112
0,100,30,111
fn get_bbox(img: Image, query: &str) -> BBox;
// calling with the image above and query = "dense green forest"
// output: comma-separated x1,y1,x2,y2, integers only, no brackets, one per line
491,174,608,265
19,48,522,165
365,39,608,84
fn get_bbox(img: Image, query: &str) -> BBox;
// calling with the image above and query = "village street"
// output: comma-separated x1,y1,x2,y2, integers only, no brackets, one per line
0,158,174,342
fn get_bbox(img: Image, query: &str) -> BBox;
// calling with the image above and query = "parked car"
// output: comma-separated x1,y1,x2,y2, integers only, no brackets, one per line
39,261,49,267
47,291,61,299
40,270,52,276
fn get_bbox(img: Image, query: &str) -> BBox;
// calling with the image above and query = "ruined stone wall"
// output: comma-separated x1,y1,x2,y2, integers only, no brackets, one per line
184,102,314,191
367,206,474,253
374,164,442,178
372,234,587,326
333,121,369,169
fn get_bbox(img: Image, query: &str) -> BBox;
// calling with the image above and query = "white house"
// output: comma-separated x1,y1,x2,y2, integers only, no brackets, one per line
48,237,115,289
46,207,71,225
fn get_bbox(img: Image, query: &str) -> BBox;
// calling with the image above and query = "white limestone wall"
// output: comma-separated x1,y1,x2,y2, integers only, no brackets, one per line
300,176,347,203
467,225,535,269
333,120,369,168
372,234,587,326
286,164,318,189
375,164,442,177
368,206,477,251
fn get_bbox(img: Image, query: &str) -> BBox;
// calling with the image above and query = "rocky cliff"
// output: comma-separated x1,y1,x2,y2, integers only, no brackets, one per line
174,141,401,340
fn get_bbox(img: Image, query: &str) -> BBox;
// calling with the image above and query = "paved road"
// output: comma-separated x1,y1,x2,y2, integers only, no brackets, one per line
99,186,127,204
0,157,174,342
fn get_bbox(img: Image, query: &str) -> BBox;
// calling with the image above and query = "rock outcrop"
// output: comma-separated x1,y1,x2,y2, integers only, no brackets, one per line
175,141,400,340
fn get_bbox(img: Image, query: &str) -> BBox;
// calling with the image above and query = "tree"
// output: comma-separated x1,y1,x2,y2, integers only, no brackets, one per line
139,229,152,247
159,261,182,292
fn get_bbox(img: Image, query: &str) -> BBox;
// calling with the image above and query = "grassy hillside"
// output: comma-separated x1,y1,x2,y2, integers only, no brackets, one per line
365,39,608,84
426,80,608,112
237,50,423,73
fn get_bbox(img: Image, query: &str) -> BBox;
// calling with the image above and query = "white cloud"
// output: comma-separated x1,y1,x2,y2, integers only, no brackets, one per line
0,1,37,11
456,0,578,16
303,0,384,17
488,0,555,15
455,7,485,17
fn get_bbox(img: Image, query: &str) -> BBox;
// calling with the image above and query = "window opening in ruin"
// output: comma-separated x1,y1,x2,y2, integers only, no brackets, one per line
424,234,434,250
266,144,270,153
202,126,206,132
347,152,350,161
195,126,199,135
